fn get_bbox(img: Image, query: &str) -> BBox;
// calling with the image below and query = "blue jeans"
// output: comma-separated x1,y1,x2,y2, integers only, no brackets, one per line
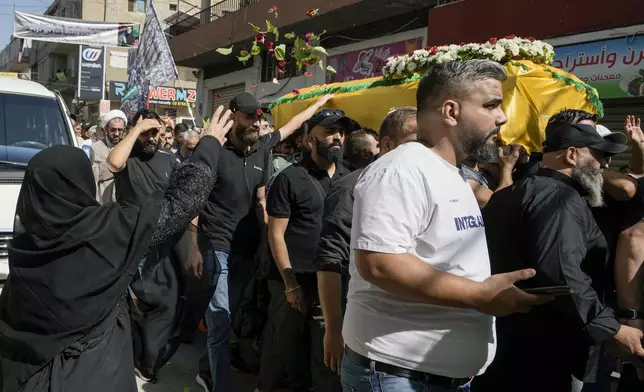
341,353,470,392
198,247,255,392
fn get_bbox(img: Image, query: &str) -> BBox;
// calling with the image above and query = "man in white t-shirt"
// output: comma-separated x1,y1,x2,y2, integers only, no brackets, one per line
341,60,552,392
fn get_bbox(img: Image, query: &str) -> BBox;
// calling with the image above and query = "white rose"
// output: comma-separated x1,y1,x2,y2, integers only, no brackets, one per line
396,61,406,74
509,42,520,56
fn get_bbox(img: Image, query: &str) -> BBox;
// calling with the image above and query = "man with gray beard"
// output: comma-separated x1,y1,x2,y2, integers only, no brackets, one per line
475,118,644,392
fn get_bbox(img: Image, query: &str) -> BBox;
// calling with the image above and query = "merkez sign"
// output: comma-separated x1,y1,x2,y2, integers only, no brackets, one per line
77,45,105,101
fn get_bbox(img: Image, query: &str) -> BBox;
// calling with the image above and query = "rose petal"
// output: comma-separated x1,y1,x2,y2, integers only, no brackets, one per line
250,84,257,89
273,78,279,84
292,89,300,95
304,72,312,77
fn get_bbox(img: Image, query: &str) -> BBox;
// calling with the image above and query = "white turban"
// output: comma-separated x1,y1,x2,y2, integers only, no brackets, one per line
102,110,128,129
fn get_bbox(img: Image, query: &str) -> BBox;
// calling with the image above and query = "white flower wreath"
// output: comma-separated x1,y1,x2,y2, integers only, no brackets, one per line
382,36,556,80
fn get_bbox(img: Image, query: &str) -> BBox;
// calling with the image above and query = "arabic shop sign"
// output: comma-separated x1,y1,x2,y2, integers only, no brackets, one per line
553,36,644,99
108,81,197,107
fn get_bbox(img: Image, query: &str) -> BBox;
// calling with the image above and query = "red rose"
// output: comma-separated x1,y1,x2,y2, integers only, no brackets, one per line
305,33,313,41
306,10,313,17
505,34,516,39
292,89,300,95
277,69,285,76
256,108,263,116
460,42,467,46
528,36,536,42
270,5,277,12
215,93,221,100
278,61,286,68
256,33,265,44
267,41,274,49
241,47,247,51
489,37,498,45
301,59,307,65
304,71,313,77
250,84,257,89
429,46,439,55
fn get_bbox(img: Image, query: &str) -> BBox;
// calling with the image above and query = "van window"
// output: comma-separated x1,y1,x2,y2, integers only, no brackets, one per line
0,93,71,164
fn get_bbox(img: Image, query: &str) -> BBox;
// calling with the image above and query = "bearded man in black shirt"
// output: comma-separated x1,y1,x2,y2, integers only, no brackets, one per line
107,109,186,383
476,115,644,392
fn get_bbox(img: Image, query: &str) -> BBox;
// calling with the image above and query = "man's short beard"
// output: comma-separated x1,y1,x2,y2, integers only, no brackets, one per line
136,139,158,157
470,142,499,163
571,161,604,207
235,124,259,146
462,126,500,163
108,135,121,145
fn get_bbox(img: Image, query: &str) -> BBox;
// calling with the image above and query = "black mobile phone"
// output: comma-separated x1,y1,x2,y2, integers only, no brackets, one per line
523,285,573,296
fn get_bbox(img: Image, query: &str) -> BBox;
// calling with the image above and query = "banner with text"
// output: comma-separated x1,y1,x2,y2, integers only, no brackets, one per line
553,36,644,99
109,81,196,107
326,37,423,83
14,11,140,48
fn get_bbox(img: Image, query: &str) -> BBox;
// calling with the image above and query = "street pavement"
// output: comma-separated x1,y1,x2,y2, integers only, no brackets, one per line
136,334,258,392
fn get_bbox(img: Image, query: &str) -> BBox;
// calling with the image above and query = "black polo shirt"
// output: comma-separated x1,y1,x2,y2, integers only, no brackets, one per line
267,155,349,276
114,148,177,207
197,131,281,255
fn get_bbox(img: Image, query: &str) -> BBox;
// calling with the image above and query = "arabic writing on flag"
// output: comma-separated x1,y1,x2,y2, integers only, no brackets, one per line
121,0,179,121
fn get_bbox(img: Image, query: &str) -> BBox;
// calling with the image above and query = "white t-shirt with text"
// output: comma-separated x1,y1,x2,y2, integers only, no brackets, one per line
343,141,496,378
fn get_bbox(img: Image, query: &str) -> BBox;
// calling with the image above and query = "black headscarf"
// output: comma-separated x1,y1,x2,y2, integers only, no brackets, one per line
0,146,161,376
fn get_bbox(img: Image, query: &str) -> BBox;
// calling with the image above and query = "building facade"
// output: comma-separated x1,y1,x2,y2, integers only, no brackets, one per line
168,0,644,153
427,0,644,167
0,0,201,126
168,0,432,125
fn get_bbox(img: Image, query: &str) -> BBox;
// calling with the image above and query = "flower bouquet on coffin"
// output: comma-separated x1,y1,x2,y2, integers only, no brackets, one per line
270,36,603,153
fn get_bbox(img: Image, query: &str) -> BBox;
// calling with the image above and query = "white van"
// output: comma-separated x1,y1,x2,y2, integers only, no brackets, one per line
0,77,78,293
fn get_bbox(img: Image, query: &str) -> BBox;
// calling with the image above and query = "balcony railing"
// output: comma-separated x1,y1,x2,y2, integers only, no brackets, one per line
167,0,262,38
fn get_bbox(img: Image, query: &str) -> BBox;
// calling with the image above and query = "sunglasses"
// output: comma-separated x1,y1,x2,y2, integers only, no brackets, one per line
311,109,345,124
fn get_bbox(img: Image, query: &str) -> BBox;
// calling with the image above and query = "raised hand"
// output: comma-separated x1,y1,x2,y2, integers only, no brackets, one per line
202,105,234,144
625,115,643,146
315,94,334,107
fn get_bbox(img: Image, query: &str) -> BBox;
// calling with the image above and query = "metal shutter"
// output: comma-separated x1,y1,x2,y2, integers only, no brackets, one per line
210,84,246,116
600,97,644,170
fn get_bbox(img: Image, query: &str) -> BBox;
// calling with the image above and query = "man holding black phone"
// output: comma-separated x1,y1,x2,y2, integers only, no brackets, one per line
475,114,644,392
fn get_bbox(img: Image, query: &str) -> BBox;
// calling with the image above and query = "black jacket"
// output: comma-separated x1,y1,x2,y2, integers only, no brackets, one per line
478,168,621,388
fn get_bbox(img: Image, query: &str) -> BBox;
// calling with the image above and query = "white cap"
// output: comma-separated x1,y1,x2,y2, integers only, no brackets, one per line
102,109,128,129
596,124,628,145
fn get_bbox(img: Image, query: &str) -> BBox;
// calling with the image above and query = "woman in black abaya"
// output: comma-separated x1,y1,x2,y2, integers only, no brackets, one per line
0,108,231,392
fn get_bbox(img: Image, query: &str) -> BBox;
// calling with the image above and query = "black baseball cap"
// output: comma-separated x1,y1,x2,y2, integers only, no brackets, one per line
229,92,269,115
309,109,353,131
543,123,628,155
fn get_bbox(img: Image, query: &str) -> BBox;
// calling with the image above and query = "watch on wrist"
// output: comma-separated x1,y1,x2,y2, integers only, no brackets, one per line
617,308,644,320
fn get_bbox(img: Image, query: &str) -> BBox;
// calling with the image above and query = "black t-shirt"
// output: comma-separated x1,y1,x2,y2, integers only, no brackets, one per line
198,132,281,255
114,149,177,207
267,156,349,275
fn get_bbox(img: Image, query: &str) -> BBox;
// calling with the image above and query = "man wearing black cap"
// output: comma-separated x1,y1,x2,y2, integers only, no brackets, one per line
258,108,352,392
475,118,644,392
192,92,333,392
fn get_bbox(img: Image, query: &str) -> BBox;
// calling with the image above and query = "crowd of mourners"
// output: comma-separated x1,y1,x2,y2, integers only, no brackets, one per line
0,59,643,392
